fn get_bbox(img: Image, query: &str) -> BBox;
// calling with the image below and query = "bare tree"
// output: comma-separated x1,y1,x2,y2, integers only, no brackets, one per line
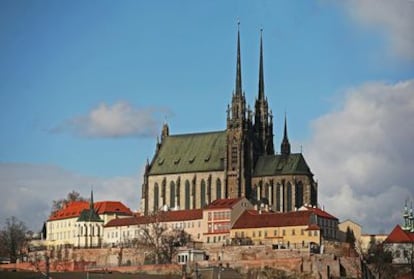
135,211,190,264
0,216,28,263
51,190,87,214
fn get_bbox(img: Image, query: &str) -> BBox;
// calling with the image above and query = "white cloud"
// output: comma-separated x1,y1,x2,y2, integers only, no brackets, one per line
53,101,172,138
306,79,414,233
0,163,142,231
343,0,414,60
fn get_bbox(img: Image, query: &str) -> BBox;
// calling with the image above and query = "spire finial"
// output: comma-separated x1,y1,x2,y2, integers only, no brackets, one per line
258,27,265,100
90,187,94,211
281,113,291,156
235,20,242,96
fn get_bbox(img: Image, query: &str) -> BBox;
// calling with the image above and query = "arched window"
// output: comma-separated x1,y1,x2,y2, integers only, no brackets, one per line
200,179,206,208
154,183,159,211
216,178,222,200
276,183,281,212
185,180,190,209
170,181,176,209
286,182,292,212
295,181,303,208
264,183,269,200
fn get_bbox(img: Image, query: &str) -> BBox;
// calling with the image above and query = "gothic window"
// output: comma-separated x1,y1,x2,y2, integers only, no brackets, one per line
286,182,292,212
276,183,281,212
200,179,206,208
216,178,222,199
264,183,269,201
185,180,190,210
295,181,303,208
170,181,176,209
154,183,159,211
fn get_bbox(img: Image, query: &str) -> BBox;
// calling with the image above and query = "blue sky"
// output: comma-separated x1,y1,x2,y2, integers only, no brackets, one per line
1,0,413,233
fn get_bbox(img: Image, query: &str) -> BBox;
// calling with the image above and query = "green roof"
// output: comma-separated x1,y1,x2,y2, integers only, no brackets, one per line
77,208,103,223
253,153,313,177
149,131,226,175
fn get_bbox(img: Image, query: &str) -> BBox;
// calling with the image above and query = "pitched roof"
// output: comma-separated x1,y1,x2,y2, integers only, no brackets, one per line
232,210,314,229
77,208,103,222
384,225,414,243
94,201,133,215
104,209,203,228
253,153,313,177
205,198,243,210
48,200,133,221
300,206,338,220
149,131,226,175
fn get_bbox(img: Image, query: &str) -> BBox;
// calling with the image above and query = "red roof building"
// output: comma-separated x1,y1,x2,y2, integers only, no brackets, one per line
48,200,133,221
384,225,414,244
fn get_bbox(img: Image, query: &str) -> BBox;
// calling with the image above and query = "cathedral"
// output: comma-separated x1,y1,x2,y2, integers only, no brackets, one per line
141,27,317,215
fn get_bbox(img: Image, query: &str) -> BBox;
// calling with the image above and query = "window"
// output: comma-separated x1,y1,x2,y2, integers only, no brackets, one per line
292,229,295,236
286,182,292,211
273,230,277,236
282,229,286,236
231,146,238,167
185,180,190,209
301,229,304,235
314,231,318,236
216,178,222,199
258,231,261,237
154,183,159,211
200,180,206,207
253,231,256,237
264,231,268,237
170,181,176,208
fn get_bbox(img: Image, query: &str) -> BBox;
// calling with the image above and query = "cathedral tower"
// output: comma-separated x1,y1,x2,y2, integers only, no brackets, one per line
226,23,253,199
253,30,274,161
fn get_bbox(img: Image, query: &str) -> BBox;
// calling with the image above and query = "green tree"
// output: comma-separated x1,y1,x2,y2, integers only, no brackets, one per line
0,216,28,263
345,226,356,247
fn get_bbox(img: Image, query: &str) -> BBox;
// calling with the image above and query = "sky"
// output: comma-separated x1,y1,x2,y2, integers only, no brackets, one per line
0,0,413,234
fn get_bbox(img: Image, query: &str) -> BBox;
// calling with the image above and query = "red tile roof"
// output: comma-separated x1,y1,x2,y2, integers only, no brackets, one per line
104,209,203,228
48,201,133,221
205,198,243,209
302,206,338,220
232,210,315,229
384,225,414,243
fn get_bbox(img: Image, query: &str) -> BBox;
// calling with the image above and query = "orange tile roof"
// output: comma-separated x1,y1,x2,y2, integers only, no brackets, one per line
48,200,133,221
104,209,203,228
384,225,414,243
205,198,243,209
232,210,315,229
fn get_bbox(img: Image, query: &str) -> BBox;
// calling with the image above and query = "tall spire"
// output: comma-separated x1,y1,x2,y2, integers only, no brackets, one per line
90,188,94,211
258,28,265,100
235,21,242,96
281,114,291,156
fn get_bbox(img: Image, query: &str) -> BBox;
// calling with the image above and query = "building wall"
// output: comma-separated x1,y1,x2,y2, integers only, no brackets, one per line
251,174,317,212
103,218,204,247
46,217,78,247
230,225,320,248
338,220,362,243
146,171,225,213
47,214,116,248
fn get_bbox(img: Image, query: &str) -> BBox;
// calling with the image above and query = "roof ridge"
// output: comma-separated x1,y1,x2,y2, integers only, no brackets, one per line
169,130,226,138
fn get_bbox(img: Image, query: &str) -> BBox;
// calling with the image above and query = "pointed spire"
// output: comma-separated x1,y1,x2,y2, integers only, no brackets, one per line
235,21,242,96
90,188,94,211
258,28,265,100
281,113,291,156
